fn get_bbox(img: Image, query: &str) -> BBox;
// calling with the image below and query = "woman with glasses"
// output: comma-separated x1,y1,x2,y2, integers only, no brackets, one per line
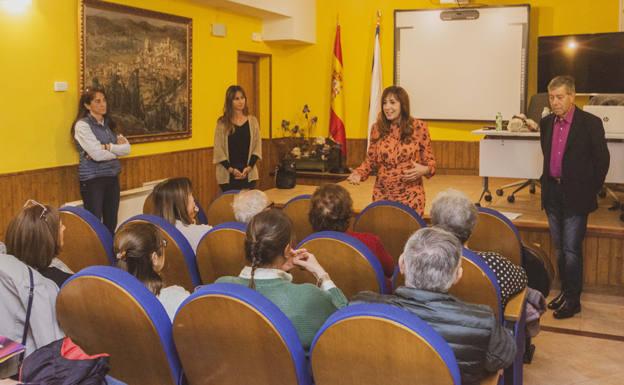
114,221,189,320
71,87,131,235
5,200,72,288
152,177,212,253
213,85,262,192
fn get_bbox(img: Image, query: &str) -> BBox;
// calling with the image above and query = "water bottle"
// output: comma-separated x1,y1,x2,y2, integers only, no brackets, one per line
495,112,503,131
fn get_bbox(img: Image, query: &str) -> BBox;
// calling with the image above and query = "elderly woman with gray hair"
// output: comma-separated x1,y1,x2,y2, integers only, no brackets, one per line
352,227,516,385
232,189,273,224
430,188,527,305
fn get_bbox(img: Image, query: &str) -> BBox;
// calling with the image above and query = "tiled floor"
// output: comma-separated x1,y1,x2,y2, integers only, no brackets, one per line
524,291,624,384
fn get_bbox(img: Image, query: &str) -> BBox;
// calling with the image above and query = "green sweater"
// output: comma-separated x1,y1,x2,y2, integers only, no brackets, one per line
216,275,348,349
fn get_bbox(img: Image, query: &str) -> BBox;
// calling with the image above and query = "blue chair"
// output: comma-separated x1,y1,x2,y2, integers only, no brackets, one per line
451,248,526,385
310,303,473,385
206,189,240,225
353,200,427,264
56,266,182,385
173,283,312,385
450,248,503,322
195,199,209,225
120,214,200,291
283,194,313,243
195,221,247,283
467,207,523,266
294,231,387,297
58,206,114,272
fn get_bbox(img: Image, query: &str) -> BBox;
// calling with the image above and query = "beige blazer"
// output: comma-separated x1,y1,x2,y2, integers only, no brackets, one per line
213,115,262,185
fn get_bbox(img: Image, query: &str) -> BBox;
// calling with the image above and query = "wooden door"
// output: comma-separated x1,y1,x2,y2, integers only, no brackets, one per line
237,54,259,118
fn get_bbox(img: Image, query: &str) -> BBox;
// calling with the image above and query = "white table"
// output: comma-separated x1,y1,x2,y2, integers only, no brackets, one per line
472,129,624,204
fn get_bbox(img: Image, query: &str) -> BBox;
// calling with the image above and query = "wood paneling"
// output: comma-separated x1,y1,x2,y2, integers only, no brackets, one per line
344,139,479,175
519,228,624,294
0,148,219,240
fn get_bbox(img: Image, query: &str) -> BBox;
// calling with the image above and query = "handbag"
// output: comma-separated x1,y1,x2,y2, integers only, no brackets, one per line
275,159,296,189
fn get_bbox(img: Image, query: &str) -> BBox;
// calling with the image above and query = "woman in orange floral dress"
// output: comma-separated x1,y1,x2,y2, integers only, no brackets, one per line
347,86,436,216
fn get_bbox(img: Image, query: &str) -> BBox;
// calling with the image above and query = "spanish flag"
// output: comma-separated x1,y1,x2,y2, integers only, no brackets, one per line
329,24,347,156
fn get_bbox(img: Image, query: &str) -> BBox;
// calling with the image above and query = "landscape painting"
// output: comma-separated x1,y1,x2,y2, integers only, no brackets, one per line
81,0,192,142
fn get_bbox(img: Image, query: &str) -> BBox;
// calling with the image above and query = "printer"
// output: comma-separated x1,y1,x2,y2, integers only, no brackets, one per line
584,105,624,134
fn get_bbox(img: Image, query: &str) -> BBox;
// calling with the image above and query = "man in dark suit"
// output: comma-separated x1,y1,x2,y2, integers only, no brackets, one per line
540,76,610,319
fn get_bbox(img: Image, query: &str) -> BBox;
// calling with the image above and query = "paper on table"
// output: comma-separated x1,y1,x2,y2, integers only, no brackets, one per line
500,211,522,220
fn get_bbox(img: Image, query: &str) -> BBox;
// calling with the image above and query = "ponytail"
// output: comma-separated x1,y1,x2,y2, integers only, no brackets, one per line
244,210,293,290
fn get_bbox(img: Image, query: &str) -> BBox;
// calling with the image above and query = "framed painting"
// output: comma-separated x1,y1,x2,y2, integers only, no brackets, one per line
81,0,192,143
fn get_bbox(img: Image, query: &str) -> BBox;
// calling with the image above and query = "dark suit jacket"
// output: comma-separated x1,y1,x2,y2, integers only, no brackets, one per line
540,106,610,215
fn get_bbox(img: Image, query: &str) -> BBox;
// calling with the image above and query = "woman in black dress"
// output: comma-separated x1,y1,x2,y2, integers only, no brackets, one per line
213,85,262,192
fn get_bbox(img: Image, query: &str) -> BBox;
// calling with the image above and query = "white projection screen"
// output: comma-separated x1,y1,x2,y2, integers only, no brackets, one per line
395,6,529,121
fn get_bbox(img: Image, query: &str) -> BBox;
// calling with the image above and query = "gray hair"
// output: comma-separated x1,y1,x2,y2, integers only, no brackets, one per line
430,188,477,244
232,190,270,224
548,75,575,94
402,227,462,293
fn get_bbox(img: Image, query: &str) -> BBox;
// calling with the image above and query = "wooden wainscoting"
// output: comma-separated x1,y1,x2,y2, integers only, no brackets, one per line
345,139,479,175
520,228,624,294
0,148,219,239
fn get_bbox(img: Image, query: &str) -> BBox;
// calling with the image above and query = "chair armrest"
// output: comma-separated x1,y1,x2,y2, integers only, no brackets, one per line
504,287,527,322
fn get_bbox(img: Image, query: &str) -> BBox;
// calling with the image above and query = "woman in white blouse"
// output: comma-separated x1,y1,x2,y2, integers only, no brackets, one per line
71,87,130,234
152,177,212,252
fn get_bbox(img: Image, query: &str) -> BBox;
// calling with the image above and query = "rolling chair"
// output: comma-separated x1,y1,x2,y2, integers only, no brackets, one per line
494,92,548,203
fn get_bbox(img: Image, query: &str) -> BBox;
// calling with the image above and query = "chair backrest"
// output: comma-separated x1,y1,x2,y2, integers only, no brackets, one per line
120,215,200,291
294,231,387,297
467,207,523,266
449,248,502,322
195,221,247,283
310,303,461,385
56,266,182,385
173,283,312,385
58,206,114,271
283,194,313,244
353,200,427,264
206,190,239,226
143,192,209,226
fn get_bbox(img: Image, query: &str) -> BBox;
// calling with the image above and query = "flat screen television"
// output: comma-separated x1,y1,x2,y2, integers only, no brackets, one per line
538,32,624,94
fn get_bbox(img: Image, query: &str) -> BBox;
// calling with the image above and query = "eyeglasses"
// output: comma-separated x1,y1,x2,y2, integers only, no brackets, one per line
23,199,48,220
265,201,275,210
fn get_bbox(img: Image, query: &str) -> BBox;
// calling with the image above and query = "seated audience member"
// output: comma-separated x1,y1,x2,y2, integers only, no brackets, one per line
5,200,72,287
352,227,516,385
232,189,272,224
217,209,347,349
153,177,212,252
308,184,394,279
430,189,527,305
114,222,190,321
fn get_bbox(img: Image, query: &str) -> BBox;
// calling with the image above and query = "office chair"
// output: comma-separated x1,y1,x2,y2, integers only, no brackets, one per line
495,93,547,203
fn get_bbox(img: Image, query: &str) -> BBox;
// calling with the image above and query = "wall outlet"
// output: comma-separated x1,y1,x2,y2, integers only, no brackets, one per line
54,81,68,92
251,32,262,42
212,23,226,37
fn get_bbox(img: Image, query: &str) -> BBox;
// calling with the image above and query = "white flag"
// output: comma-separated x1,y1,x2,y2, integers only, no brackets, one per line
367,23,382,149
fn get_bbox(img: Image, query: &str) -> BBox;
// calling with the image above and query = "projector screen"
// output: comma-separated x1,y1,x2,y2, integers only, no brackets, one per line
395,6,529,121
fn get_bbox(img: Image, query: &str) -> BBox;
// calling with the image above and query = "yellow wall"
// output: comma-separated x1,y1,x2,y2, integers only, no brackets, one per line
1,0,619,174
274,0,620,142
0,0,273,174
